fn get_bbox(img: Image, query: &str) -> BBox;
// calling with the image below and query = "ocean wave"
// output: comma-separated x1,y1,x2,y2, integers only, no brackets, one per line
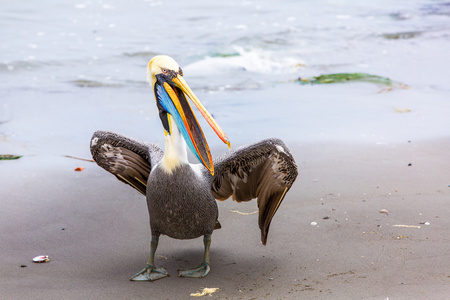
184,47,304,75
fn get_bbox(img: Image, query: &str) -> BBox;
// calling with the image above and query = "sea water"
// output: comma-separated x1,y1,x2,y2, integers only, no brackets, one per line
1,0,450,158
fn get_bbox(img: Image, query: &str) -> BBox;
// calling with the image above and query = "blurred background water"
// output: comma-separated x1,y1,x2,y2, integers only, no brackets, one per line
1,0,450,159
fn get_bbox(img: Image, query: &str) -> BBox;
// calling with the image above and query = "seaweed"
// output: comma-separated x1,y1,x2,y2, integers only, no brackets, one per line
0,154,22,160
297,72,409,89
298,73,394,85
296,73,409,91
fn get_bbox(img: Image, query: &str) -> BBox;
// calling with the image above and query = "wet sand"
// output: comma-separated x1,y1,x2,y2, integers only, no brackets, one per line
1,139,449,299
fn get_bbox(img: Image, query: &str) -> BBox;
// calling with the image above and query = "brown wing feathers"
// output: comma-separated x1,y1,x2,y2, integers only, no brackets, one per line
212,138,298,245
90,130,163,195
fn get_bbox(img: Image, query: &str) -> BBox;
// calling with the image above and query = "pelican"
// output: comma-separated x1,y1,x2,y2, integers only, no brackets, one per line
90,55,298,281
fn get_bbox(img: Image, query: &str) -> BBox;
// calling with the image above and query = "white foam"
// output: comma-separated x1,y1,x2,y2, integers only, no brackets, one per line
184,47,303,75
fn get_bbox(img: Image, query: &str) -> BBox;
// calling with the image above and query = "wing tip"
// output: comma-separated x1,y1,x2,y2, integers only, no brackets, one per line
261,231,268,246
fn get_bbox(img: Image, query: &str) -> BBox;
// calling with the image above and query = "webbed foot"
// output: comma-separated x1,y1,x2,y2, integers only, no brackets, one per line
130,264,169,281
178,262,210,278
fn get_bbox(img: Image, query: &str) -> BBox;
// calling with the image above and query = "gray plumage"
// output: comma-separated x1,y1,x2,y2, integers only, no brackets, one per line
90,130,298,244
147,164,217,239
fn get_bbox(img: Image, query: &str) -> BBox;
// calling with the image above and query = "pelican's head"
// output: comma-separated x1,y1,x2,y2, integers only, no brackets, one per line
147,55,230,175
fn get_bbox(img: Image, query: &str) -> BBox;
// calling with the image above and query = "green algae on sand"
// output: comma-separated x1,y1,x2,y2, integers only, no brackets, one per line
0,155,22,160
297,73,408,89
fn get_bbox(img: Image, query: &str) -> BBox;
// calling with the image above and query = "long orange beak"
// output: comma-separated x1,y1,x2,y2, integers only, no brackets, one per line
171,75,231,148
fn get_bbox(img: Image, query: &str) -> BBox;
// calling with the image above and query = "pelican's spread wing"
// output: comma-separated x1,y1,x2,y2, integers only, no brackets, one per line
90,130,163,195
211,139,298,245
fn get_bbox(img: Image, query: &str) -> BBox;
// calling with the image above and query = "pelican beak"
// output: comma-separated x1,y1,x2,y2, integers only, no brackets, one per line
154,73,230,175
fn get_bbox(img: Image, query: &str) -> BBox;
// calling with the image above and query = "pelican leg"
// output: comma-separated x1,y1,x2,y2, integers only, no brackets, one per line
178,234,211,278
130,236,169,281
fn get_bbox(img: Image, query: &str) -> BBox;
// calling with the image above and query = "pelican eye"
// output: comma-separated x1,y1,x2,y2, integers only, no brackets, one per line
161,68,169,75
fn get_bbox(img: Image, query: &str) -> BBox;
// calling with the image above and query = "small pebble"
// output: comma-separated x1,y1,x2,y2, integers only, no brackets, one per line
379,209,389,214
20,265,27,268
424,222,430,225
310,222,318,226
408,163,412,166
323,216,329,220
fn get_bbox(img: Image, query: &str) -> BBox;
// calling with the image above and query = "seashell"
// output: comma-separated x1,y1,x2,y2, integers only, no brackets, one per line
32,255,49,263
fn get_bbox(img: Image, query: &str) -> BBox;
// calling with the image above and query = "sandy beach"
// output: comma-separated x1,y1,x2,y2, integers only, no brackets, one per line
2,139,449,299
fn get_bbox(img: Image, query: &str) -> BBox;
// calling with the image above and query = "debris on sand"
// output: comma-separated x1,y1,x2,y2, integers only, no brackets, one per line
74,167,85,171
392,225,421,228
32,255,49,263
64,155,94,162
395,108,412,113
231,209,258,215
379,209,389,214
190,288,220,297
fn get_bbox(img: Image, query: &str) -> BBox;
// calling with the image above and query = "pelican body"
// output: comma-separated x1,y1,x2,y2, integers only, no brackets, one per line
90,55,298,281
148,163,217,240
